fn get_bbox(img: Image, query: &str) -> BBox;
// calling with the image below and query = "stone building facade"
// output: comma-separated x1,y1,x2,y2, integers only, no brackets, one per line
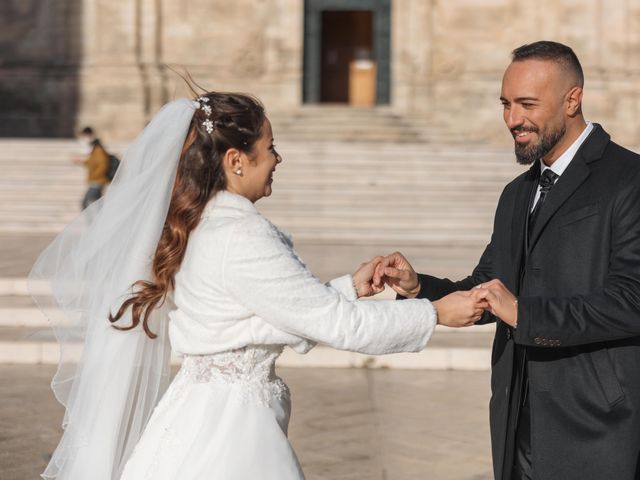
1,0,639,144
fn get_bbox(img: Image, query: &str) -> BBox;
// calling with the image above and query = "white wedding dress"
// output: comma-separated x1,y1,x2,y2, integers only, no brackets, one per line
120,190,437,479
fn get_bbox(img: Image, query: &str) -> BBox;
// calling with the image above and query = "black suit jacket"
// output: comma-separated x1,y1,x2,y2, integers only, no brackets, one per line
417,125,640,480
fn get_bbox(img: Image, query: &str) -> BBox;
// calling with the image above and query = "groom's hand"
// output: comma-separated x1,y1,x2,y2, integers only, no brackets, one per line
433,290,489,327
373,252,421,298
352,256,387,298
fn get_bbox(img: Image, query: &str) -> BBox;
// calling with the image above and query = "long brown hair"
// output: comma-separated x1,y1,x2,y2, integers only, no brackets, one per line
109,92,266,338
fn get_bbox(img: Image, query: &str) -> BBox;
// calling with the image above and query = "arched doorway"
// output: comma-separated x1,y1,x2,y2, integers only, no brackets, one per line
303,0,391,106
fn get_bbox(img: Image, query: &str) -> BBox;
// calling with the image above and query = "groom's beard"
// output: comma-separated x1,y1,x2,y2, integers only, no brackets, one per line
514,124,566,165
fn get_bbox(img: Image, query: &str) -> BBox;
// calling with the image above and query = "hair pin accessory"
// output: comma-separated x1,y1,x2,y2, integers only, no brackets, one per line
196,96,214,133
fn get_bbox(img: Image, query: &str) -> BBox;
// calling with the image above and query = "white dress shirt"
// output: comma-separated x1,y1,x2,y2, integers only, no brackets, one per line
531,121,593,210
168,190,436,356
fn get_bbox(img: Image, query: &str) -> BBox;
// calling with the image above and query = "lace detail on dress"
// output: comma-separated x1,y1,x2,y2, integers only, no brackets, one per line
129,345,289,480
177,345,288,406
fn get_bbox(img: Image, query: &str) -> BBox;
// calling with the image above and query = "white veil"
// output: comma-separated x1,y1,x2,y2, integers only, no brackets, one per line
29,99,197,480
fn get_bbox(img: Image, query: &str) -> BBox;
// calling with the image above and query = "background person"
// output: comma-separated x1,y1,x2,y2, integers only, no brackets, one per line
73,126,109,209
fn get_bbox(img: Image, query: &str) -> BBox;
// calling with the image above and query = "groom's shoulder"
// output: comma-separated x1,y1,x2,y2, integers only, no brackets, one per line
603,140,640,173
500,170,530,197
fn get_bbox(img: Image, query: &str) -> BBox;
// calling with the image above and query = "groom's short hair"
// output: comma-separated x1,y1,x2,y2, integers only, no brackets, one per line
511,41,584,88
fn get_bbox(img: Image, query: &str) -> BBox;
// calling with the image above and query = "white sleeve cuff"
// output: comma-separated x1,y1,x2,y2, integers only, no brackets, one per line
327,274,358,301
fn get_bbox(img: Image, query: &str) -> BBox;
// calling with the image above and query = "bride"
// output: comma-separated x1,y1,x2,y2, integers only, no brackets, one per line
31,92,486,479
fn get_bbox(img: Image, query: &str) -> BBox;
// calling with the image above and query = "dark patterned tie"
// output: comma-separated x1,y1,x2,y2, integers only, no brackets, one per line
528,168,559,239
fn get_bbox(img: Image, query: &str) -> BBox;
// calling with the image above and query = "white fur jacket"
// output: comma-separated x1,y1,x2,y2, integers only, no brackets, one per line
168,190,437,356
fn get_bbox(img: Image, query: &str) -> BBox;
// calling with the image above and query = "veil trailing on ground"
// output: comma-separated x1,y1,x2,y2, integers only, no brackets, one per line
29,99,196,480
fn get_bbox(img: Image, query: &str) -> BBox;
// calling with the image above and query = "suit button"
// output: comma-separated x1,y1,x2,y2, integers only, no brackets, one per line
534,337,542,345
506,329,512,340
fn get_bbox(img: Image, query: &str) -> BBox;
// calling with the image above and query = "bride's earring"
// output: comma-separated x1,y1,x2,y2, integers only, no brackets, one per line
235,169,242,176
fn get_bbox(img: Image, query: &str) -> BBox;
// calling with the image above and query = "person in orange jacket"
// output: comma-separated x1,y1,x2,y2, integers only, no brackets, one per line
73,126,109,209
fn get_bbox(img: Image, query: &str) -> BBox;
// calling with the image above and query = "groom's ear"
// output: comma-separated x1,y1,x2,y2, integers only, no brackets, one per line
565,86,583,117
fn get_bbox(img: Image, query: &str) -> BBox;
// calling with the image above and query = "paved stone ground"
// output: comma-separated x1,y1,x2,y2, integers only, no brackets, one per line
0,365,493,480
0,201,493,478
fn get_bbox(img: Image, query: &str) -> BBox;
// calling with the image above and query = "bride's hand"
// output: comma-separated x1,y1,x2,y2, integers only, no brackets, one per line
352,256,386,298
373,252,421,298
433,290,489,327
475,279,518,327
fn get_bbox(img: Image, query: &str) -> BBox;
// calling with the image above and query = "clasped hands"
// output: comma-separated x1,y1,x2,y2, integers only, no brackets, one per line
352,252,518,328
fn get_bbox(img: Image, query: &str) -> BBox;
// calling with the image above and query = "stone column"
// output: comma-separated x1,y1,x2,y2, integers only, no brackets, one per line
137,0,169,117
391,0,434,115
76,0,149,139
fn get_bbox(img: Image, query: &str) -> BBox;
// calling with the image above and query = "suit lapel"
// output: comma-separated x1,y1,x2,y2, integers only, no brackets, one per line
527,160,590,251
527,124,610,253
511,164,538,293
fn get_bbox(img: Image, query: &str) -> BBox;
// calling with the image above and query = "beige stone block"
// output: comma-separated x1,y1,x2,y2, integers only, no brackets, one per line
373,348,450,370
278,346,354,368
0,341,40,364
371,350,439,369
0,278,50,296
40,342,62,365
0,309,48,327
449,348,491,371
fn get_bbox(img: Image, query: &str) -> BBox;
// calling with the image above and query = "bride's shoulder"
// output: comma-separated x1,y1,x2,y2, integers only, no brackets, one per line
198,211,283,246
232,214,286,245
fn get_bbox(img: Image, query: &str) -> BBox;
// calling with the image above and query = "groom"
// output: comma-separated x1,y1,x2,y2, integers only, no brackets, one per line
375,41,640,479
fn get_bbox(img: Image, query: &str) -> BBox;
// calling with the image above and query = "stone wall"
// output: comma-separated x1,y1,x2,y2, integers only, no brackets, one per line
1,0,639,145
392,0,640,145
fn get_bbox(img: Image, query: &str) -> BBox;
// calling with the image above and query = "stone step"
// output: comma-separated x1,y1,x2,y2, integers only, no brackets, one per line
0,306,497,336
0,217,496,232
0,324,494,370
0,276,495,370
272,115,413,125
0,139,506,149
0,227,493,244
0,209,495,222
0,172,518,186
0,205,498,219
0,222,494,235
0,160,519,172
0,142,514,158
0,182,509,195
0,152,503,165
0,149,514,162
0,193,502,206
0,138,518,245
0,180,512,194
276,132,426,143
